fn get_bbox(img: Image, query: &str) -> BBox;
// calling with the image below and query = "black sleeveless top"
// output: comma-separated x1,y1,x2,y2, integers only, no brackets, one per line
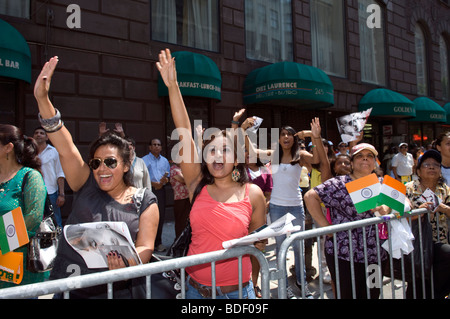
50,172,157,298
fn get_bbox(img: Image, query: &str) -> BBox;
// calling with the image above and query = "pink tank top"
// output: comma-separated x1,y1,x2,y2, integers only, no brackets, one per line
187,183,252,286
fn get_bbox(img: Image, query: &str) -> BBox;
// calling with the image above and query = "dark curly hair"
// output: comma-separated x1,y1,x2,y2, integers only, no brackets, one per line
0,124,41,172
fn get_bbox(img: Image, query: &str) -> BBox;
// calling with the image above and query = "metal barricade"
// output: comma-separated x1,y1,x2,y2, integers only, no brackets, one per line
0,208,444,299
0,245,270,299
275,208,439,299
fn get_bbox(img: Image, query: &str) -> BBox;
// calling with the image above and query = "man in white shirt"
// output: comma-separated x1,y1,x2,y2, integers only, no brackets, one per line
391,142,414,184
33,127,66,227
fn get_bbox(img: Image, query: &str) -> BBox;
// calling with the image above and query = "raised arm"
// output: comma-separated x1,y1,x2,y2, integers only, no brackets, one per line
296,118,327,169
33,57,90,192
156,49,201,196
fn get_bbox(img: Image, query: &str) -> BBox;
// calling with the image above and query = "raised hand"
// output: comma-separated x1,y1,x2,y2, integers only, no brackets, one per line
34,56,59,102
99,122,109,136
114,122,125,137
156,49,177,88
310,117,321,139
233,108,246,122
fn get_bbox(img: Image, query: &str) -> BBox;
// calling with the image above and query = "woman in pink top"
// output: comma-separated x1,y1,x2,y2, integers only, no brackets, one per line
157,49,266,299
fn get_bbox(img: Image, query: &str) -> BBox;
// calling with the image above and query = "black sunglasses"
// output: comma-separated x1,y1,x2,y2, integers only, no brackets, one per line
89,157,119,170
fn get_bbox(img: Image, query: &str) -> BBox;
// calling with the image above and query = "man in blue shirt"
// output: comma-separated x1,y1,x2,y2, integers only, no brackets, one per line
143,138,171,252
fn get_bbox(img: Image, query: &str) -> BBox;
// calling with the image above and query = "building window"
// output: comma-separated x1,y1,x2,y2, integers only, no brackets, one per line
245,0,293,63
440,35,449,100
358,0,386,86
151,0,219,52
415,23,428,96
310,0,346,77
0,0,29,18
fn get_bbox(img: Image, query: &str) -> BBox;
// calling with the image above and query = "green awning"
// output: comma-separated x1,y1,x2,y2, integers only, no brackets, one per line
243,61,334,108
158,51,221,100
0,19,31,83
409,97,446,122
358,88,415,118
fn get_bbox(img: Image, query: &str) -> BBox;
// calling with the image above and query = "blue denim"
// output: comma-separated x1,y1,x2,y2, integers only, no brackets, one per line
269,203,305,285
186,277,255,299
48,191,62,227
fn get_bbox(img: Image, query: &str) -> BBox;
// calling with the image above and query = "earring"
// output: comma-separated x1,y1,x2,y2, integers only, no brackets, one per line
231,166,240,182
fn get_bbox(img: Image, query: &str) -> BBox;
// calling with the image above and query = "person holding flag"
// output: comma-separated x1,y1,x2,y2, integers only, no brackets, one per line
304,143,391,299
0,124,48,288
404,149,450,299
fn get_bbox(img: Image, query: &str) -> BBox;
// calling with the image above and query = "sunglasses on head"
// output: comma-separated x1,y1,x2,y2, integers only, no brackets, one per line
89,157,119,170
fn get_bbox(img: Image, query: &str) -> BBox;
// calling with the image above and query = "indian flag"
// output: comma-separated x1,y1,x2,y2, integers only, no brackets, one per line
0,207,29,255
378,175,406,213
345,173,381,213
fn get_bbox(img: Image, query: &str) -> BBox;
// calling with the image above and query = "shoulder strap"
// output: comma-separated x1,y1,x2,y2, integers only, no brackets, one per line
134,187,146,214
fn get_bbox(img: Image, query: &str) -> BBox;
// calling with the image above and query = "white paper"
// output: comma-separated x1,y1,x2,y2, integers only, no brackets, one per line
222,213,301,249
336,108,372,143
381,218,414,258
246,116,263,133
64,222,141,269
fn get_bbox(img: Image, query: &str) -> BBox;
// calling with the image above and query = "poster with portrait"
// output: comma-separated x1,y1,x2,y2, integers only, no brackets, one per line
64,222,141,269
336,108,372,143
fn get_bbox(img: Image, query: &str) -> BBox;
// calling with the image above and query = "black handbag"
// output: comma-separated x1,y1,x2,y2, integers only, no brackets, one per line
167,219,192,258
133,188,182,298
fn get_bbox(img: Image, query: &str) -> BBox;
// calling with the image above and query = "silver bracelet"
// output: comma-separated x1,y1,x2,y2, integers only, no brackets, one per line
45,120,64,133
38,108,62,132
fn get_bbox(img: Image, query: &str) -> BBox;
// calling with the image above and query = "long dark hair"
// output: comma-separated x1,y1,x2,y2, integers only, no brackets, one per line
0,124,41,171
89,131,133,186
191,129,249,204
276,126,301,165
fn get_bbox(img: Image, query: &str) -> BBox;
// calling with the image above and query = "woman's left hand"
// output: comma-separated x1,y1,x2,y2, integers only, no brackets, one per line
107,251,128,270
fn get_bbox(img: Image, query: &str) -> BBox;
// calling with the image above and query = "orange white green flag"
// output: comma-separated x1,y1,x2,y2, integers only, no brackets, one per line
0,207,29,254
345,173,381,213
377,175,406,214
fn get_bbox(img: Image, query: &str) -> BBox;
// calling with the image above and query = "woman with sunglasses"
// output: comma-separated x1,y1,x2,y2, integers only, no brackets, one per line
157,49,266,299
33,57,159,298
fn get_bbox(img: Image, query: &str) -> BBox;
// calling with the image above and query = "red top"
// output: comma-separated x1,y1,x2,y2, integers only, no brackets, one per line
187,184,252,286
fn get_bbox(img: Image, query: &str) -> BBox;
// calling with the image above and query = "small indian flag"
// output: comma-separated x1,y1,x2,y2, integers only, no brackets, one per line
378,175,406,213
0,207,29,255
345,173,381,213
